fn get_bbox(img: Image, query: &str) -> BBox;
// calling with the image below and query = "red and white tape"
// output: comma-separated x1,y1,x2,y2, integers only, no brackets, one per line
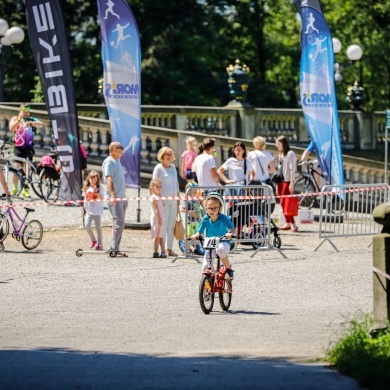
1,185,389,209
372,266,390,281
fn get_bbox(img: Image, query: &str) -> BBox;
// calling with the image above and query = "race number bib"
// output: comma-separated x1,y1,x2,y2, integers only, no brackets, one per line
203,237,220,249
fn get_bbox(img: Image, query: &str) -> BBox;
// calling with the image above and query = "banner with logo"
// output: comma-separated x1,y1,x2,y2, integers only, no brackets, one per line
295,1,344,185
24,0,82,200
97,0,141,188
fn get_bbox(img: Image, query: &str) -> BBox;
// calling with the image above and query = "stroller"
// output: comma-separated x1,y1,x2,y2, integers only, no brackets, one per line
228,187,281,251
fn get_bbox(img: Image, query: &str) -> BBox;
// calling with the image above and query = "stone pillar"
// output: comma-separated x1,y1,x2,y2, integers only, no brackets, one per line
372,203,390,330
354,111,375,151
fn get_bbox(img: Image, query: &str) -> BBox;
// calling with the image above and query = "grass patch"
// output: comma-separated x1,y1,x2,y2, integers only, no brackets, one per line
327,315,390,390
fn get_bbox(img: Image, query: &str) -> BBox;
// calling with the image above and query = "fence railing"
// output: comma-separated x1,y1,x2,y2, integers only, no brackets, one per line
316,183,389,252
0,104,388,186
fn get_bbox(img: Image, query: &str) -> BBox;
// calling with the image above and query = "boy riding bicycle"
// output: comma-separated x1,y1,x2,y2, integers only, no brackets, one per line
191,191,236,280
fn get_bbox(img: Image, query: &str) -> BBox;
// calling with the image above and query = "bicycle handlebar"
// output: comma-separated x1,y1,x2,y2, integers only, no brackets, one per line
298,159,318,166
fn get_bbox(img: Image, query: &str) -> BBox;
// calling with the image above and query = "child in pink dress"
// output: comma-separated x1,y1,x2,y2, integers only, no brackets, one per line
181,136,198,182
150,179,167,258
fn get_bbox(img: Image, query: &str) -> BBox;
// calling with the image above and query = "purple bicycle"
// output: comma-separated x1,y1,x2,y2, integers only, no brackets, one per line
0,196,43,251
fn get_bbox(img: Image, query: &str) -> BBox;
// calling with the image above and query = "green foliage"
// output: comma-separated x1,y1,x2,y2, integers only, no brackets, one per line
0,0,389,110
327,315,390,390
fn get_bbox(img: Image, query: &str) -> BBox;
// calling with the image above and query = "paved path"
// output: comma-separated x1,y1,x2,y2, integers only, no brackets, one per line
0,191,371,389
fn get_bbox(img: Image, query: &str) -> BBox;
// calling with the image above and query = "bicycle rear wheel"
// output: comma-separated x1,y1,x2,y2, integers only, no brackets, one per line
219,279,232,311
294,176,316,209
21,219,43,250
38,168,60,202
328,194,345,215
199,274,214,314
4,168,23,197
0,214,10,243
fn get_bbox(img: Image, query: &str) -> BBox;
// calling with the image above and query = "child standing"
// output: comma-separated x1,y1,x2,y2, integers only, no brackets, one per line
82,170,104,250
181,136,198,182
150,179,167,258
191,191,236,279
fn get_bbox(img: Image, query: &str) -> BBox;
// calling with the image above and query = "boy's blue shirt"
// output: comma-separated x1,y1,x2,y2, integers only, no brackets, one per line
196,213,235,242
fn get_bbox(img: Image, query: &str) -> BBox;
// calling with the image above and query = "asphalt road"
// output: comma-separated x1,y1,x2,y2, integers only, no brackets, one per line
0,197,372,389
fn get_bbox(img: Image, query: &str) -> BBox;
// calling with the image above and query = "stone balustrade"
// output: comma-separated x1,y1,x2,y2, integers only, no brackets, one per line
0,103,388,185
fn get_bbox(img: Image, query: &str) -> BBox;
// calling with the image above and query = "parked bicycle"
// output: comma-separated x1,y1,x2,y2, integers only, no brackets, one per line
36,150,62,203
197,235,234,315
0,140,41,198
1,140,61,202
0,195,43,250
293,160,344,214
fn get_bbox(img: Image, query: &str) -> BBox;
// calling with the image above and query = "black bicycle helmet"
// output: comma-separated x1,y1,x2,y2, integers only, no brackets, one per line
204,191,224,209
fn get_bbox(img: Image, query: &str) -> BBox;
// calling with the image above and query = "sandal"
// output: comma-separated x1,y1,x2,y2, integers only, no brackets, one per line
116,252,128,257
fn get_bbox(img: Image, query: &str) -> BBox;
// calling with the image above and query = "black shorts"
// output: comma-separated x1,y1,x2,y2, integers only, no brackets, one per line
185,169,194,180
14,147,34,159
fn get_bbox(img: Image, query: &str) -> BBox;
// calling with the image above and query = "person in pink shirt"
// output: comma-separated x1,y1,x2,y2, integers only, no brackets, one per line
181,136,198,183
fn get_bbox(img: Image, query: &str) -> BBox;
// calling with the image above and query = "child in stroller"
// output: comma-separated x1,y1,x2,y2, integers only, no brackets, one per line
178,182,206,255
228,184,281,250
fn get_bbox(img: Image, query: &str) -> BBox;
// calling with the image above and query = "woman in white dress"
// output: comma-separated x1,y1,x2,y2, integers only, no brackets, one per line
152,147,180,256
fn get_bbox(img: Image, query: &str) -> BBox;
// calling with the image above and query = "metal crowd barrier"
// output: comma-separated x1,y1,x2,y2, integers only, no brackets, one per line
173,184,286,263
315,183,389,252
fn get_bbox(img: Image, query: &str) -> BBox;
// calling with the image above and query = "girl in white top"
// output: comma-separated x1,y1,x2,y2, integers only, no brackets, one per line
152,147,180,257
248,136,275,184
194,138,220,188
275,135,298,232
217,142,254,185
82,170,105,250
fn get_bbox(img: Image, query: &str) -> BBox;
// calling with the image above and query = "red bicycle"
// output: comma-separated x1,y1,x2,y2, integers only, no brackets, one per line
197,235,233,314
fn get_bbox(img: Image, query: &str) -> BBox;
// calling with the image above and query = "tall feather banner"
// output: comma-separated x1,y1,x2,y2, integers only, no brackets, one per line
295,0,344,185
97,0,141,188
25,0,82,200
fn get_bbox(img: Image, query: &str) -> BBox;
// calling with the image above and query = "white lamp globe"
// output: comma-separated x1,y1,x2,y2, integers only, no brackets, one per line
0,35,12,47
5,26,25,45
332,37,342,54
346,44,363,61
0,19,9,37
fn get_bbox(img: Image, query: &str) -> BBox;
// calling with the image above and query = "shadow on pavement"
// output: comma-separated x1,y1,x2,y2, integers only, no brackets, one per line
0,348,360,389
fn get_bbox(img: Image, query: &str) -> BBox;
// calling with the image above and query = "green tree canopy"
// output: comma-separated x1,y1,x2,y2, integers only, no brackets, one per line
0,0,388,110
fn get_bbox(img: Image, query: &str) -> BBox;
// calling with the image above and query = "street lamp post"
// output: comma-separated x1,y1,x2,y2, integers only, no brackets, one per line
332,37,365,110
0,18,25,102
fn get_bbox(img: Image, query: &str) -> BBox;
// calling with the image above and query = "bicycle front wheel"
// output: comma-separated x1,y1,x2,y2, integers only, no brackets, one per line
4,168,23,197
21,219,43,250
199,274,214,314
29,165,43,199
294,176,316,209
0,214,10,243
39,168,60,202
219,279,232,311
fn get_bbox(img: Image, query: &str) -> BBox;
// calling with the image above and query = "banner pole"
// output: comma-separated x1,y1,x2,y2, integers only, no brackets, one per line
137,187,141,222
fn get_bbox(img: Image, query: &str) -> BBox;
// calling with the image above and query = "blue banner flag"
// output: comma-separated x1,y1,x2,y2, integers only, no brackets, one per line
97,0,141,188
295,1,344,185
24,0,82,200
